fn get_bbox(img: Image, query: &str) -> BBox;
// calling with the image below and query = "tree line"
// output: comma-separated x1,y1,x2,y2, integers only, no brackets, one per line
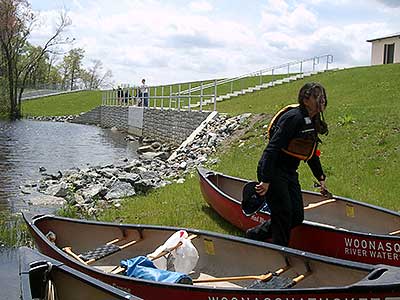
0,0,112,120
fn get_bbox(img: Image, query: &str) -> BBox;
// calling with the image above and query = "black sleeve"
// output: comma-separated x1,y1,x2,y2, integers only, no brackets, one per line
257,113,298,182
307,152,325,181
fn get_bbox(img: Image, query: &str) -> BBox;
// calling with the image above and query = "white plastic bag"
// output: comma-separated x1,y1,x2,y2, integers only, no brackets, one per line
147,230,199,274
172,237,199,274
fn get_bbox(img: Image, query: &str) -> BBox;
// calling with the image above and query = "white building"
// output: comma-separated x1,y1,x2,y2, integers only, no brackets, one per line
367,33,400,65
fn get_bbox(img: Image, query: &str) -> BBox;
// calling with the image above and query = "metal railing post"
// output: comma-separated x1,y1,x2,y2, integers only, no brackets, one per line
230,81,233,93
161,86,164,110
200,82,203,112
154,86,157,108
188,83,191,111
178,84,181,111
213,79,217,111
169,85,172,109
300,62,303,75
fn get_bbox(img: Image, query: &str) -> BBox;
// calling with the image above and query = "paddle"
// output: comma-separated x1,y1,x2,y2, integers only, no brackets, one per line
193,266,289,283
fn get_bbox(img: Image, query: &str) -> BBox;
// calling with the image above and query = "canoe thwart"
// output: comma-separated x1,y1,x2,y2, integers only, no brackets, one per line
304,199,336,210
193,265,289,283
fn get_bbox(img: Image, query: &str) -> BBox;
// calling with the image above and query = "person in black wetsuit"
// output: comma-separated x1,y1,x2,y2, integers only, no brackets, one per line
246,82,329,246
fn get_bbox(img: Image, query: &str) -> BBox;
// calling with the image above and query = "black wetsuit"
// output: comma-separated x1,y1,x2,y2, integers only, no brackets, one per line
248,105,325,246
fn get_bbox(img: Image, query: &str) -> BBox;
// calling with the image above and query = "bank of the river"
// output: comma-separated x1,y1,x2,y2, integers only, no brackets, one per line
28,113,252,221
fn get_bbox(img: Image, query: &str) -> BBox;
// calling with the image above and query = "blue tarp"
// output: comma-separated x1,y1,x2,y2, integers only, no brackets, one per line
120,256,193,284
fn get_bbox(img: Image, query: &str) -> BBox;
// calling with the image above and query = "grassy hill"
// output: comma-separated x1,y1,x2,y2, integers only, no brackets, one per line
26,64,400,236
22,90,102,117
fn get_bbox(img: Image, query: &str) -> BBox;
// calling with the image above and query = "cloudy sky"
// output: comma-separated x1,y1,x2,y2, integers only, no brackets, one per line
28,0,400,86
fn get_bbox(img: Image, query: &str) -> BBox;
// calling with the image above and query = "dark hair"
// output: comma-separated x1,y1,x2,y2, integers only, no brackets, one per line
298,82,329,135
298,82,327,107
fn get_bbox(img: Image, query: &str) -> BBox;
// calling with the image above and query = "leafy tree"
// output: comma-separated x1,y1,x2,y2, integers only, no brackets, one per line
0,0,72,119
63,47,84,90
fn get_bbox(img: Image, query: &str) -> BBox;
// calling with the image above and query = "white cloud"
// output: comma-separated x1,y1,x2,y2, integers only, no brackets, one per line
260,1,318,34
375,0,400,7
189,1,213,13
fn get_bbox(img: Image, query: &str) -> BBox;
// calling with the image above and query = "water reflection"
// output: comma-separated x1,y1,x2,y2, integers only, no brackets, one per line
0,119,139,213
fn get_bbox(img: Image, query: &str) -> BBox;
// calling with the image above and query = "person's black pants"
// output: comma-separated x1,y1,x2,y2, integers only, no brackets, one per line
246,168,303,246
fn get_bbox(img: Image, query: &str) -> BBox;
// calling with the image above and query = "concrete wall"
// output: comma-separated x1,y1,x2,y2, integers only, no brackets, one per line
72,105,211,144
370,36,400,65
100,106,129,130
143,108,210,144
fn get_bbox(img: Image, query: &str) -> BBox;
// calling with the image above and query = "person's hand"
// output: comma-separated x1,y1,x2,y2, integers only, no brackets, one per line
255,182,269,196
319,180,332,198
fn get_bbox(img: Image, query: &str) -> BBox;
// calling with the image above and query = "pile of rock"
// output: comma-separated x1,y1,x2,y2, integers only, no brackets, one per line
26,113,252,216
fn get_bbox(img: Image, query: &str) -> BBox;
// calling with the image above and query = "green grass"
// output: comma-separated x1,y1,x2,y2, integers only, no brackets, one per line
22,90,102,116
94,64,400,234
0,213,32,248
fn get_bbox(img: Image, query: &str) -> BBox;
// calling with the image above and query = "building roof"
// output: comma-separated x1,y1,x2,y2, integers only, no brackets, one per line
367,32,400,42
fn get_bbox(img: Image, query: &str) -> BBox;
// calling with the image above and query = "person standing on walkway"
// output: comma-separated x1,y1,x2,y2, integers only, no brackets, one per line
246,82,330,246
140,78,149,107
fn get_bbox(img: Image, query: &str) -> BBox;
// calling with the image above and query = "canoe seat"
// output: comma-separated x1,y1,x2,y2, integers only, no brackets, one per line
80,244,120,261
63,238,140,265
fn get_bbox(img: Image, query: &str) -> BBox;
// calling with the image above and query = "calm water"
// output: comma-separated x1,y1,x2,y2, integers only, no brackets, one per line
0,119,140,299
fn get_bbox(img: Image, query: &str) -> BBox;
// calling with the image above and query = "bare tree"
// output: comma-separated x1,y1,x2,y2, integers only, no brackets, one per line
0,0,72,119
86,59,113,89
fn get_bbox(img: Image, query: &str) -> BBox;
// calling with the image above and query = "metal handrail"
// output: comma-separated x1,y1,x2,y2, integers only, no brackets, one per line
101,54,333,112
174,54,333,96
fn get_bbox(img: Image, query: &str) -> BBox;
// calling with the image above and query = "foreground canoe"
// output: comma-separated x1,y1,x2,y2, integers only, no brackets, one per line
23,213,400,300
198,167,400,266
19,246,140,300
